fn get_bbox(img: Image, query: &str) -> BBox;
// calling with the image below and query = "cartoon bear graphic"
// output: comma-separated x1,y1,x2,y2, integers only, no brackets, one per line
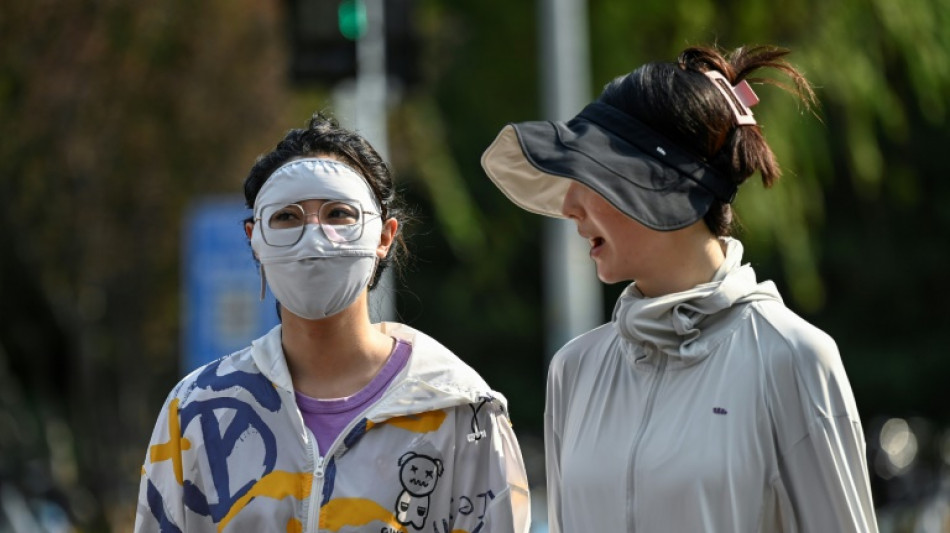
395,451,444,529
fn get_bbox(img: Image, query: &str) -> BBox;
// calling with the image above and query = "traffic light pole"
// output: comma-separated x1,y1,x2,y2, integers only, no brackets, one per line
354,0,396,322
355,0,388,159
539,0,602,359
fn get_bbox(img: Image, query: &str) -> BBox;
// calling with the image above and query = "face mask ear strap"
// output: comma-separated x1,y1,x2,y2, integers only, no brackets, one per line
368,256,381,290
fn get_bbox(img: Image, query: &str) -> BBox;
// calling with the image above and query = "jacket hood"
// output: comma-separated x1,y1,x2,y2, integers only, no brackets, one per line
250,321,506,422
613,238,782,365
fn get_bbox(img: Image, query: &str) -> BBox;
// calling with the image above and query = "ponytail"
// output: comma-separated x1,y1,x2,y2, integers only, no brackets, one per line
598,44,817,236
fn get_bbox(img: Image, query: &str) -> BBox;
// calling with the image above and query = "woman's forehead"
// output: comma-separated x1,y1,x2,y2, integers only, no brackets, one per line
254,158,378,215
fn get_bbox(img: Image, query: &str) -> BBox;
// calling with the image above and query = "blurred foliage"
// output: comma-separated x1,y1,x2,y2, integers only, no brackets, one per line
586,0,950,311
1,0,949,529
0,0,297,529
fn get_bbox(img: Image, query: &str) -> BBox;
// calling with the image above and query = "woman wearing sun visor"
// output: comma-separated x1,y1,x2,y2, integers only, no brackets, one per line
482,44,878,532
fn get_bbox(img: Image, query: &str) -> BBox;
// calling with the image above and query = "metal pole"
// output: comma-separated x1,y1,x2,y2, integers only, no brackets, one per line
355,0,388,159
539,0,602,357
354,0,396,322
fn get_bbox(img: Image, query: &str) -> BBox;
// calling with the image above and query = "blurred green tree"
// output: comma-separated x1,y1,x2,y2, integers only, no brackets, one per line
0,0,295,528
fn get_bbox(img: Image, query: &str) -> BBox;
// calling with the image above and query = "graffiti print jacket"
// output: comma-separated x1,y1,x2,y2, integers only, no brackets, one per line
545,239,878,532
135,322,531,533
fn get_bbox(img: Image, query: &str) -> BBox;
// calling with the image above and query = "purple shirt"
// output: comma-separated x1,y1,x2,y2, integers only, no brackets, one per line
294,339,412,456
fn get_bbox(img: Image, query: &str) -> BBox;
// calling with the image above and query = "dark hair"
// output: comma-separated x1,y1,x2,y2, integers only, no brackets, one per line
243,111,408,289
598,45,817,236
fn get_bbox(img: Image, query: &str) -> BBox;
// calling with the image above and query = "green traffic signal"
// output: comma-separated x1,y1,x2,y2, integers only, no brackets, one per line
338,0,366,40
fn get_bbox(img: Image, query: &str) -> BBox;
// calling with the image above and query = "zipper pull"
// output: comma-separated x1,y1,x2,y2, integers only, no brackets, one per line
314,456,325,479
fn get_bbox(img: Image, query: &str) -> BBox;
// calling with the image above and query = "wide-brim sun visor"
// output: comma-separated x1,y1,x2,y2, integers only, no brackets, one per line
480,101,738,231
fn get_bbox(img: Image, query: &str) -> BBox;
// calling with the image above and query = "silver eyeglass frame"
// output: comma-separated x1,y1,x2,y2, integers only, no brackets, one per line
254,199,381,247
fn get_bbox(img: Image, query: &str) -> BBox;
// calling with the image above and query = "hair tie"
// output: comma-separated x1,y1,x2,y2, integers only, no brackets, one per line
704,70,759,126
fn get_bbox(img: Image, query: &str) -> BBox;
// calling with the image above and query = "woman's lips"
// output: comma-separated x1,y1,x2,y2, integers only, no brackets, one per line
589,237,605,257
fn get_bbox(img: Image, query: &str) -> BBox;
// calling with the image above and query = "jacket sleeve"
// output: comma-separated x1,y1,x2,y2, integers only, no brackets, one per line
450,399,531,533
767,327,879,533
134,394,187,533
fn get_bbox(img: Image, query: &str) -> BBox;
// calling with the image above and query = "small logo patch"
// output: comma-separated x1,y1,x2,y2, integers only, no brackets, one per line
713,407,728,415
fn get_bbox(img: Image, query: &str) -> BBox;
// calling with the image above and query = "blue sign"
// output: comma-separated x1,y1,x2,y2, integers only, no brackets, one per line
182,196,279,374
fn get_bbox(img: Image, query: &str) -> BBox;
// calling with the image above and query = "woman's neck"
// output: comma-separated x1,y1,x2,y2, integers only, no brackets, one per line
279,295,395,399
636,231,725,298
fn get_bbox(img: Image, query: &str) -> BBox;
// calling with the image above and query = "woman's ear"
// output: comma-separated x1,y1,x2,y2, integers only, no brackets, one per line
377,218,399,259
245,221,261,262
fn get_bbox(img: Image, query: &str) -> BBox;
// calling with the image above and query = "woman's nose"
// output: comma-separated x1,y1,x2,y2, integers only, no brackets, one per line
561,180,583,219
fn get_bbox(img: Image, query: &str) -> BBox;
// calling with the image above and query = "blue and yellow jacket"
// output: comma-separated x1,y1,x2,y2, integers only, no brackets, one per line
135,322,531,533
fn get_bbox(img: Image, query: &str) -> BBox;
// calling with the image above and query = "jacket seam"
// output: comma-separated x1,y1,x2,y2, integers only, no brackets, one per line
780,413,861,457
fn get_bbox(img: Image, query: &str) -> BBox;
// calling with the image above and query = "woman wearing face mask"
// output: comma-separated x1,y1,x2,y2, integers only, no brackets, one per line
135,113,531,533
482,45,878,531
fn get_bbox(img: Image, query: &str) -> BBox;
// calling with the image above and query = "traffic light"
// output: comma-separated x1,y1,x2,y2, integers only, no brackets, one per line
337,0,366,41
286,0,419,87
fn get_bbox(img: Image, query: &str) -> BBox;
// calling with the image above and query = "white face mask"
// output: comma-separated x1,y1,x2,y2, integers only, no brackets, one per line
250,158,384,319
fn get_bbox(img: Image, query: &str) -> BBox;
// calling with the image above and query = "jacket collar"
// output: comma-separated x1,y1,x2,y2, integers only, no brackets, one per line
249,321,506,419
613,238,782,366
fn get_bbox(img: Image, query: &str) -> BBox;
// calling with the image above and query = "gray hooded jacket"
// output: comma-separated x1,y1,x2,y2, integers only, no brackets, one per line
544,239,877,532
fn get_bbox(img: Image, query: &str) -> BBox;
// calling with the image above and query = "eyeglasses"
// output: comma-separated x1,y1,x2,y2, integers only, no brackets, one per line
257,200,379,246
